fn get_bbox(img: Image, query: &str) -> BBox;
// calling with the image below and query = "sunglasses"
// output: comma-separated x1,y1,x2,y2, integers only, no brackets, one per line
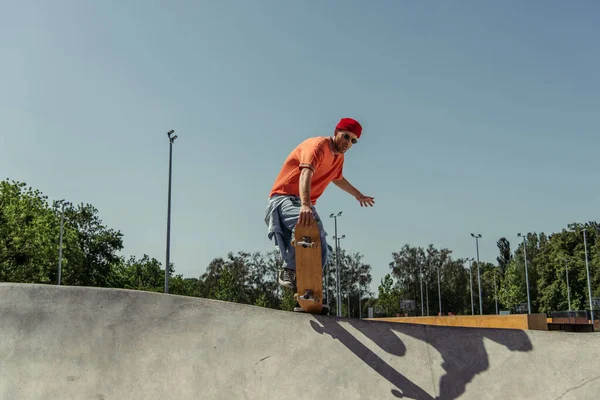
343,133,358,144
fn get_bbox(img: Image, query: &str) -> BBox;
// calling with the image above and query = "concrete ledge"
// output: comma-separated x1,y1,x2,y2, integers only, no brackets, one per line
365,314,549,331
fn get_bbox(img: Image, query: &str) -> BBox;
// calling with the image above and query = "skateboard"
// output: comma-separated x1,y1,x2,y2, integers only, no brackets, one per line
291,221,323,314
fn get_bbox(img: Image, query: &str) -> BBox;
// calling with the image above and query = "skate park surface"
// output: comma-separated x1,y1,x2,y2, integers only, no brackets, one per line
2,283,599,400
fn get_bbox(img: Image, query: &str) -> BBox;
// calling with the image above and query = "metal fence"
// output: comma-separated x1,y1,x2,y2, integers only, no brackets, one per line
550,310,597,324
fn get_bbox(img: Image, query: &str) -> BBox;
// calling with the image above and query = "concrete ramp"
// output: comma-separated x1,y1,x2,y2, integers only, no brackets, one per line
1,283,599,399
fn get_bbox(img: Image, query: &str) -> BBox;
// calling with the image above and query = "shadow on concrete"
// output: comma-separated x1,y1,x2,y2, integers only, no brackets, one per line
310,316,533,400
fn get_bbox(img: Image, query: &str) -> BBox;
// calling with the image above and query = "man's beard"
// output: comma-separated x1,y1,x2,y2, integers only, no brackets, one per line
334,140,347,153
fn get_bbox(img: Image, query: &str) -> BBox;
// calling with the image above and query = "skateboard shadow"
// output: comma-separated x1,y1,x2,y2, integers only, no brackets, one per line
310,316,533,400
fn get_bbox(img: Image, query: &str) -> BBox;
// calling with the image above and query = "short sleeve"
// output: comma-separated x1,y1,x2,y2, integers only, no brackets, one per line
298,139,326,172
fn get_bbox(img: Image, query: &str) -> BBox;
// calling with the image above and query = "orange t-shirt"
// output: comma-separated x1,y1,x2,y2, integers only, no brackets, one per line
269,136,344,205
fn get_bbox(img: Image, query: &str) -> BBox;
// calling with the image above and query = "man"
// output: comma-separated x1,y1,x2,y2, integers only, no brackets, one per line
264,117,375,312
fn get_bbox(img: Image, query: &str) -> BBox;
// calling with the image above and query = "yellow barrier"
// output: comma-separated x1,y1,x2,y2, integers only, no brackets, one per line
365,314,548,331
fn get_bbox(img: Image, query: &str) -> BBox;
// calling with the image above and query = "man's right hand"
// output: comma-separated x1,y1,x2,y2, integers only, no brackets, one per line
298,204,315,227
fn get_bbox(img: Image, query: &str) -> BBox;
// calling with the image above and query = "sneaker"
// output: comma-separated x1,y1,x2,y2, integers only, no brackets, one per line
293,302,330,314
277,268,296,290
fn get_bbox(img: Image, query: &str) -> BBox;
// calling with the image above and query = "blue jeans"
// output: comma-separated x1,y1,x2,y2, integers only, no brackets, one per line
265,195,329,271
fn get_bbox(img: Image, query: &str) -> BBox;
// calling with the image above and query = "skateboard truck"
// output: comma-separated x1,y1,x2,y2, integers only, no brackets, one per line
298,290,314,301
292,235,318,248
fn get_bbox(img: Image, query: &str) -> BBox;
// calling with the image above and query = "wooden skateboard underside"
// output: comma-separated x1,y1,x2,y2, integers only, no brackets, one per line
292,222,323,314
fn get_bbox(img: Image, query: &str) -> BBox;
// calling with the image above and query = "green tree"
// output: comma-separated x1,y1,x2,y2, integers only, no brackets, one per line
246,250,280,308
207,251,252,303
0,179,59,283
113,254,163,292
280,287,296,311
535,222,599,315
214,265,242,302
439,257,470,315
389,244,426,312
478,262,501,314
339,250,372,317
377,274,401,317
496,237,511,277
498,258,527,312
169,275,203,297
56,202,123,287
498,232,541,313
200,257,226,298
390,244,470,316
254,292,271,308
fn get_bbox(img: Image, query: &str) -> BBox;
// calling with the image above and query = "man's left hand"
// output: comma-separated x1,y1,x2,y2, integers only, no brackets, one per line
356,194,375,207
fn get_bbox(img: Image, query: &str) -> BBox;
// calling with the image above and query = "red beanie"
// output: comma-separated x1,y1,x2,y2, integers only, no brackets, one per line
335,117,362,138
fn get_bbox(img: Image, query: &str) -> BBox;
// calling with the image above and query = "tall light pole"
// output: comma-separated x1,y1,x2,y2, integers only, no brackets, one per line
165,129,177,293
334,234,346,316
437,260,442,315
583,228,594,325
517,233,531,314
493,267,498,315
466,257,474,315
425,280,429,316
358,287,363,319
420,262,424,316
471,233,483,315
57,200,68,285
329,211,342,317
562,258,571,311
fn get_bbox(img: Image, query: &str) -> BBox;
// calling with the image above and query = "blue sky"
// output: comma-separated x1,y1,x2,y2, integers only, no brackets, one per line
2,1,598,296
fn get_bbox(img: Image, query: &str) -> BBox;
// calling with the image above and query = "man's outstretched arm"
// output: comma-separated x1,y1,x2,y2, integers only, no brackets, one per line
298,167,316,226
333,177,375,207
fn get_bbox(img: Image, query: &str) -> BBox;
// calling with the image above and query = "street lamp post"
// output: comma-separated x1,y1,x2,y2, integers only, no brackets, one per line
471,233,483,315
358,289,362,319
517,233,532,314
330,211,342,317
420,263,424,316
57,200,68,285
165,129,177,293
437,261,442,315
583,229,594,325
466,258,474,315
563,258,571,311
493,268,498,315
426,281,429,316
334,234,346,316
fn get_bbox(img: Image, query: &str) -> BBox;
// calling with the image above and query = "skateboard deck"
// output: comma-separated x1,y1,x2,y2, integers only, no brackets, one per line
291,221,323,314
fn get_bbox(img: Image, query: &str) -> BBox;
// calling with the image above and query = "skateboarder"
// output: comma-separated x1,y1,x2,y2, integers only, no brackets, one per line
264,117,375,310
